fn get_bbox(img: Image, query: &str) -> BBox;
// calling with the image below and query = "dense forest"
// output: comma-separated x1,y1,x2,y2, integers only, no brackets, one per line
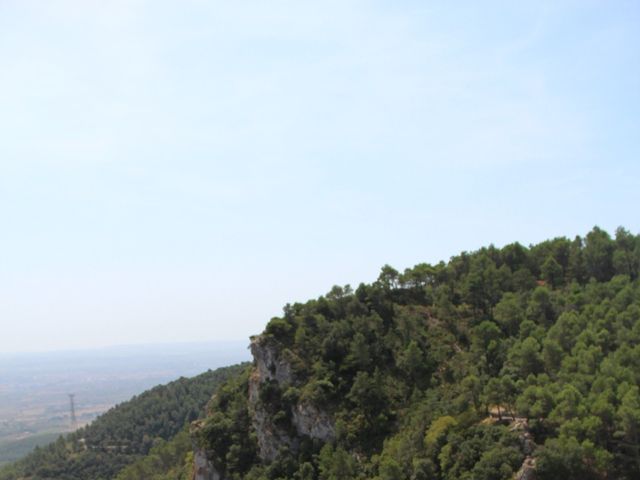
114,429,193,480
0,364,246,480
3,226,639,480
192,226,640,480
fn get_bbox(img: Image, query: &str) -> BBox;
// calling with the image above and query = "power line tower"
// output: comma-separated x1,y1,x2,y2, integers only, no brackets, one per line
68,394,77,430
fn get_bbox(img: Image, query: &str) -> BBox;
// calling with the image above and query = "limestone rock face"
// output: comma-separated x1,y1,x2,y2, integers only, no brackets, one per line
510,418,537,480
249,335,335,461
515,456,536,480
291,401,335,441
248,367,299,462
192,447,223,480
191,335,336,470
510,418,536,455
250,335,294,384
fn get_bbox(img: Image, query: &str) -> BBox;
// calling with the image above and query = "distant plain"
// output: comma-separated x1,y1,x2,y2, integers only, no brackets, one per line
0,341,249,465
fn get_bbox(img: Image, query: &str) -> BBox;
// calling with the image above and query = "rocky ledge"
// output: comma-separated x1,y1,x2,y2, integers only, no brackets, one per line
190,335,336,476
249,335,335,460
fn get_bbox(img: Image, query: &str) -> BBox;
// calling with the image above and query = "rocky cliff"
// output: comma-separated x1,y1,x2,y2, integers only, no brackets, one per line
248,335,335,461
192,445,222,480
511,418,537,480
185,227,640,480
191,335,336,478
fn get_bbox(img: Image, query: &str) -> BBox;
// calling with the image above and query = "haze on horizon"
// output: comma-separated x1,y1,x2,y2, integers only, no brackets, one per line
1,1,638,353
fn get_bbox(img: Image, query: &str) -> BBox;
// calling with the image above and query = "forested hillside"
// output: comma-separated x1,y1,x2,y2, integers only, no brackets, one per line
3,227,638,480
192,227,640,480
114,429,193,480
0,364,246,480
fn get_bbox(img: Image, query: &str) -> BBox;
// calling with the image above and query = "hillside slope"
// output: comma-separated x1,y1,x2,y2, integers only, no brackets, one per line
192,227,640,480
0,364,246,480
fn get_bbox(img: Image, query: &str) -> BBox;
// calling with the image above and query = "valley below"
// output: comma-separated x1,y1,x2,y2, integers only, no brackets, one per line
0,341,249,465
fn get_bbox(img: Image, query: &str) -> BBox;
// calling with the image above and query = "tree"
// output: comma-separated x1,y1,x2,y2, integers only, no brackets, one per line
424,416,458,453
616,386,640,474
568,236,587,283
318,445,356,480
507,337,543,378
397,340,430,388
377,265,400,290
483,377,516,419
378,456,405,480
525,286,555,326
542,338,563,373
613,227,640,278
541,255,564,287
584,227,615,282
345,332,371,371
493,293,524,336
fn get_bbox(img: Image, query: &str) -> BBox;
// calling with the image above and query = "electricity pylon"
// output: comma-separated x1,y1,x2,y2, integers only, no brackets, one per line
68,394,77,429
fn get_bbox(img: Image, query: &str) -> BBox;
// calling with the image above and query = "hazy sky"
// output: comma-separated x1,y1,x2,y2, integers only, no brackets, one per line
1,1,638,353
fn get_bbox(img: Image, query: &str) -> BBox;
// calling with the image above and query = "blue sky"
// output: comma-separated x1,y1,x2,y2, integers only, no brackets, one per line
1,1,638,353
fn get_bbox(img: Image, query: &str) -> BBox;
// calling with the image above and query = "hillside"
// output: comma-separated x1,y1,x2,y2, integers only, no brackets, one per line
190,227,640,480
0,364,246,480
3,227,638,480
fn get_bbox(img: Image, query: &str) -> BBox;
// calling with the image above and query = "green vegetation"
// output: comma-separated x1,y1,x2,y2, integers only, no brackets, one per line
0,364,246,480
114,429,193,480
0,433,62,468
194,226,640,480
3,226,639,480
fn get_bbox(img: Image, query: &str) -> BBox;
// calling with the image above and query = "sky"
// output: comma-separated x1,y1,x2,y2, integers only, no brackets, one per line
1,1,639,353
